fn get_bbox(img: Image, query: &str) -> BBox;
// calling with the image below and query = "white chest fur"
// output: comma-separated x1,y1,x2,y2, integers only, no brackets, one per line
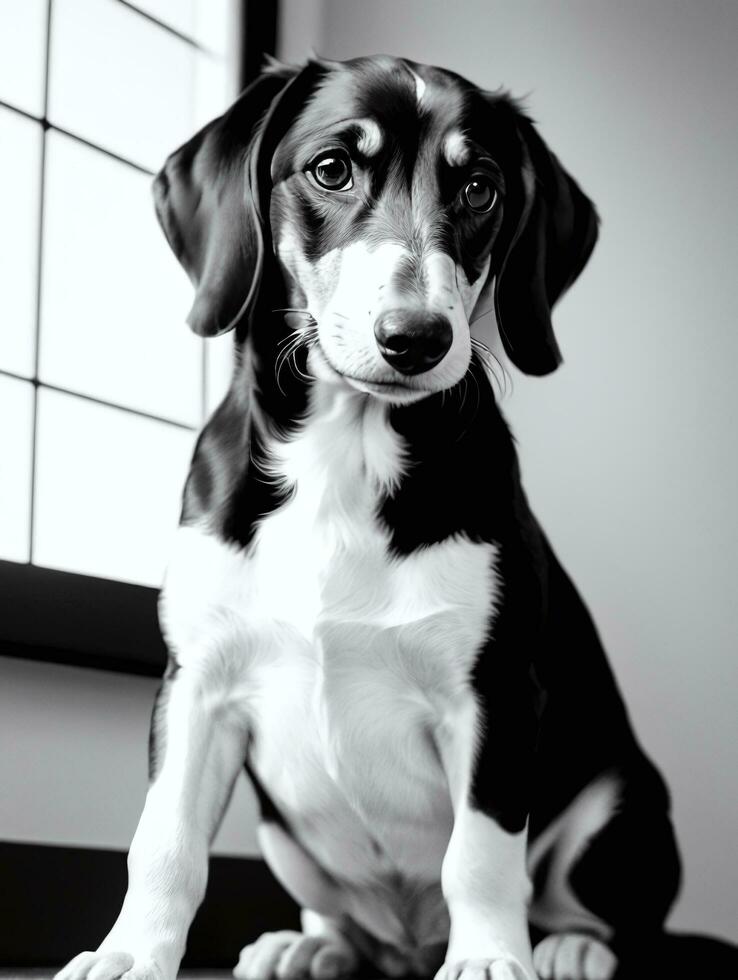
161,385,499,944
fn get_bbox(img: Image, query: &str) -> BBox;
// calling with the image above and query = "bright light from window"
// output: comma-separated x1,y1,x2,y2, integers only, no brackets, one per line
0,0,237,586
34,388,196,586
0,108,41,378
0,377,34,563
40,131,199,426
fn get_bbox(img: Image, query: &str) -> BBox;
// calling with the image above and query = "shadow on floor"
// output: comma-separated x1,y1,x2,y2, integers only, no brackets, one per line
615,932,737,978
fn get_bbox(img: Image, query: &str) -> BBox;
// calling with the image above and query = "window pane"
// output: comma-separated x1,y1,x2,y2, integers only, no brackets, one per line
0,0,47,116
193,49,232,130
48,0,197,171
0,376,34,563
129,0,234,54
34,389,195,587
192,0,233,55
40,131,201,425
126,0,197,40
0,107,41,378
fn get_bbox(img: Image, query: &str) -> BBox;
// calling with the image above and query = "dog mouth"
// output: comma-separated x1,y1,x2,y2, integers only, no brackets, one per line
344,377,427,402
309,344,430,403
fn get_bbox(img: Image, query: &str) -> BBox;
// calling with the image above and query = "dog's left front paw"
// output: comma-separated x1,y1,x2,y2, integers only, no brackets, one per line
436,956,534,980
55,951,168,980
234,929,359,980
532,933,617,980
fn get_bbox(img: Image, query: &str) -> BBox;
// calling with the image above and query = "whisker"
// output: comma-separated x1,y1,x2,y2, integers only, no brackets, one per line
468,363,481,419
275,326,318,394
277,327,312,349
471,337,512,398
288,334,317,384
275,338,305,393
291,348,314,383
457,376,468,415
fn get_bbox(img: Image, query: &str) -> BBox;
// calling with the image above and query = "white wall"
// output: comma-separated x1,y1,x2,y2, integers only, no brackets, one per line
279,0,738,941
0,656,259,856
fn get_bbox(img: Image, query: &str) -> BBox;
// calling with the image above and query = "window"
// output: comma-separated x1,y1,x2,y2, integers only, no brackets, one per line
0,0,240,589
0,0,280,673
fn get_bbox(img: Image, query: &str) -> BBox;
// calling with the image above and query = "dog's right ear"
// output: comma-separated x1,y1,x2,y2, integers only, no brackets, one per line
153,63,322,337
488,101,599,376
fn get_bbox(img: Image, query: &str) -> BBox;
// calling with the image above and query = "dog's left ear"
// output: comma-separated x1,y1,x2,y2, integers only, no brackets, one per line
153,61,323,337
492,109,599,375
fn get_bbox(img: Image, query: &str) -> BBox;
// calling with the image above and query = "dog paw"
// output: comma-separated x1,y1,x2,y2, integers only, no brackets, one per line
54,951,167,980
234,930,360,980
533,934,617,980
435,956,534,980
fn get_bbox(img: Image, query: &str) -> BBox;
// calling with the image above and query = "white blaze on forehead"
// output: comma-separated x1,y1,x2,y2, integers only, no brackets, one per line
356,118,383,157
410,68,426,104
444,130,471,168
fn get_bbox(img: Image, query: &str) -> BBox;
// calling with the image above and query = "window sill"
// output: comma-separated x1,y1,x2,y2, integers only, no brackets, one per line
0,559,166,676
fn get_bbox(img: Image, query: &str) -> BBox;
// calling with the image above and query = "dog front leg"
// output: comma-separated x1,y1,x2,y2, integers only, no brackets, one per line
437,674,539,980
56,656,249,980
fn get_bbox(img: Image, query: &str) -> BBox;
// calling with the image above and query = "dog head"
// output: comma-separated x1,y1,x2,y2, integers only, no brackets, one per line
154,56,598,403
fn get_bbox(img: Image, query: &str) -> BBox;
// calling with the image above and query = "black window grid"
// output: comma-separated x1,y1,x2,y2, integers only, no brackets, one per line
1,0,218,568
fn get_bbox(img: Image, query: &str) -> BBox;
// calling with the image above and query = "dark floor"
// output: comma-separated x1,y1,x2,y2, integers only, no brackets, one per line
0,974,236,980
0,975,236,980
3,935,738,980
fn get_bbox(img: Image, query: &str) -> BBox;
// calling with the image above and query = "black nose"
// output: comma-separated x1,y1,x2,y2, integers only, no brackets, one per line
374,310,453,375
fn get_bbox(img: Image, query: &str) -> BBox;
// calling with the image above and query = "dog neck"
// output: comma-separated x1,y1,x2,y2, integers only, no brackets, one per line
184,340,526,555
267,379,408,500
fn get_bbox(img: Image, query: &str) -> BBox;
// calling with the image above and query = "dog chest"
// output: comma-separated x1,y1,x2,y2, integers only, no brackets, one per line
161,389,499,895
248,529,496,855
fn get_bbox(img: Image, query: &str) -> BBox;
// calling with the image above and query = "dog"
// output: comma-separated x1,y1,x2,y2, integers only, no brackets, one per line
56,56,681,980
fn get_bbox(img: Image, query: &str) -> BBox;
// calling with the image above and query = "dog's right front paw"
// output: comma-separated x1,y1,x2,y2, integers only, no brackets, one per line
55,950,167,980
234,929,360,980
436,956,534,980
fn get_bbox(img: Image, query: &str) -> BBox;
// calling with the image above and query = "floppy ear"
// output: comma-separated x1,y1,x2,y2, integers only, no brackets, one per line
492,111,599,375
152,62,323,337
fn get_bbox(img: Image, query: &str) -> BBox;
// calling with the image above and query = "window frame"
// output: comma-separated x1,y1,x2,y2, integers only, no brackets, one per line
0,0,278,677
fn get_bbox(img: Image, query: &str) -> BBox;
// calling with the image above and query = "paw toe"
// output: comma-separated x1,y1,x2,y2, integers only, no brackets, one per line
235,931,358,980
488,959,529,980
533,934,617,980
55,951,153,980
439,958,530,980
236,932,300,980
55,952,98,980
460,962,489,980
89,953,135,980
311,945,356,980
277,936,323,979
581,939,617,980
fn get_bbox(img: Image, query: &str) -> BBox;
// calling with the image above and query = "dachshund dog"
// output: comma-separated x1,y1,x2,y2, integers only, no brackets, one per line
56,56,680,980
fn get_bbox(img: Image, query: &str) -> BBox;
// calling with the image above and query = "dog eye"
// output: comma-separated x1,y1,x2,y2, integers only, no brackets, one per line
463,176,497,214
309,152,353,191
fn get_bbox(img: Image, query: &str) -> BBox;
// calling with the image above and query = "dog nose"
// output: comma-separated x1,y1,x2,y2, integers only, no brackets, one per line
374,310,453,375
